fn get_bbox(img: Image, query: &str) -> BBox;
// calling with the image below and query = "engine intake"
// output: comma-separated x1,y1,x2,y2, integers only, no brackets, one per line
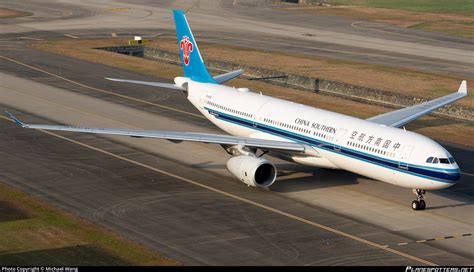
227,155,277,188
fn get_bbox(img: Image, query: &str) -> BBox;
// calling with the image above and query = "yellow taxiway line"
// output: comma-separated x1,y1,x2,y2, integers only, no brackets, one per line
3,54,471,266
0,115,437,266
0,55,204,119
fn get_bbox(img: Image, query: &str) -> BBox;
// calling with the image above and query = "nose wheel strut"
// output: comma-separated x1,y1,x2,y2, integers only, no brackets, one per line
412,189,426,210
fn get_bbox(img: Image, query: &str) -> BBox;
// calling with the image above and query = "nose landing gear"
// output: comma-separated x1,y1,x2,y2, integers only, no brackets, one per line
412,189,426,210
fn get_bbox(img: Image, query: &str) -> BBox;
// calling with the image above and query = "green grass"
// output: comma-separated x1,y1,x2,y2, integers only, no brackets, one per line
410,20,474,38
28,38,474,146
0,182,180,265
328,0,474,16
297,1,474,38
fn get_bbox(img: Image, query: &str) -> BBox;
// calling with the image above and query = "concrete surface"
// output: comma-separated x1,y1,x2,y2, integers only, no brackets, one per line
0,0,472,266
0,48,472,265
0,0,473,78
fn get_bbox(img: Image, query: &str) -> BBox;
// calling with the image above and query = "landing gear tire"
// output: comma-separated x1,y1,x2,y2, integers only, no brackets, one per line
412,189,427,211
419,200,426,210
412,200,420,210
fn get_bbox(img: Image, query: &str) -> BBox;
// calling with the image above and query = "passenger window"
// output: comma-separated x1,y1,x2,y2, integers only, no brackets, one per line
426,157,433,163
432,157,439,164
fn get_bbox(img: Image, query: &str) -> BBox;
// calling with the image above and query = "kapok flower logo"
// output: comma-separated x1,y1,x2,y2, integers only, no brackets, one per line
180,35,193,66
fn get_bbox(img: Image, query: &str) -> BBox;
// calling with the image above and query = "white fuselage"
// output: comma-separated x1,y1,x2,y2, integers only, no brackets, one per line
183,79,460,190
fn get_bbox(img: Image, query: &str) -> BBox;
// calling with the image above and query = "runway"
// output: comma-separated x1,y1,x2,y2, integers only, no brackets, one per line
0,0,473,265
0,44,473,265
0,0,473,78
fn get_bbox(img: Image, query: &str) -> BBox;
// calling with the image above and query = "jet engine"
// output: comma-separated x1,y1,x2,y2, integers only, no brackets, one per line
226,155,277,188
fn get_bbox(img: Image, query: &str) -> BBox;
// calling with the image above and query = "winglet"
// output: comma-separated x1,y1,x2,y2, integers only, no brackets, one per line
5,111,27,128
458,80,467,94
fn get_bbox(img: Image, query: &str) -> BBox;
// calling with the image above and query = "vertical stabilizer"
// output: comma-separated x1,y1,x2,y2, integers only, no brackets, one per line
173,10,216,84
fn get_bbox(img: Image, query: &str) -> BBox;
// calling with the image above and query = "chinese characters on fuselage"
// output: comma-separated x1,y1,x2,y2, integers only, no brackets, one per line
350,130,401,150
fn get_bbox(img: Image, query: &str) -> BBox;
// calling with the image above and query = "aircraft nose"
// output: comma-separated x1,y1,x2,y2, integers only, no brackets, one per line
452,166,461,182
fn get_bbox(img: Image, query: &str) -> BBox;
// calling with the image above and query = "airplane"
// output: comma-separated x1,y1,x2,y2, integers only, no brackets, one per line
6,10,468,211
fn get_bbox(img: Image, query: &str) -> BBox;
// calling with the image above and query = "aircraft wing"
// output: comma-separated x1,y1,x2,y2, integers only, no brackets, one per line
5,111,309,154
366,80,467,128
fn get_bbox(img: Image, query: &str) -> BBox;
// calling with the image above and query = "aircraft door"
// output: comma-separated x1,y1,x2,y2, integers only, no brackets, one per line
334,129,348,152
252,116,258,128
398,146,414,170
199,90,210,110
253,100,271,129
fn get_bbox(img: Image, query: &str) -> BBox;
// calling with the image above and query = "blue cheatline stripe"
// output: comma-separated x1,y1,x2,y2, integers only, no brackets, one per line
204,107,460,183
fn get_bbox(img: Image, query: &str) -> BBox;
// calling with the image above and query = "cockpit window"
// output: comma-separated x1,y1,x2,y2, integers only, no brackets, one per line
426,157,456,165
439,158,450,164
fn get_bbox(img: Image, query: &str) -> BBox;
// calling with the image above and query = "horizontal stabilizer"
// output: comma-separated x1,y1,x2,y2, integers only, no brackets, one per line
213,69,244,84
105,77,185,91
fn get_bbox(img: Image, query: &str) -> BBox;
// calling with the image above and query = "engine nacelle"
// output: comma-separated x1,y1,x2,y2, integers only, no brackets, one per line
226,155,277,188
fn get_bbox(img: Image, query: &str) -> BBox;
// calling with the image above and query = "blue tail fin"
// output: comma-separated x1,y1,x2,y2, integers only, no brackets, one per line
173,10,216,84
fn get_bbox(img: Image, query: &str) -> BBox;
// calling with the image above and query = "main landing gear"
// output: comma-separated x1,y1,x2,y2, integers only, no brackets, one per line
412,189,427,211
